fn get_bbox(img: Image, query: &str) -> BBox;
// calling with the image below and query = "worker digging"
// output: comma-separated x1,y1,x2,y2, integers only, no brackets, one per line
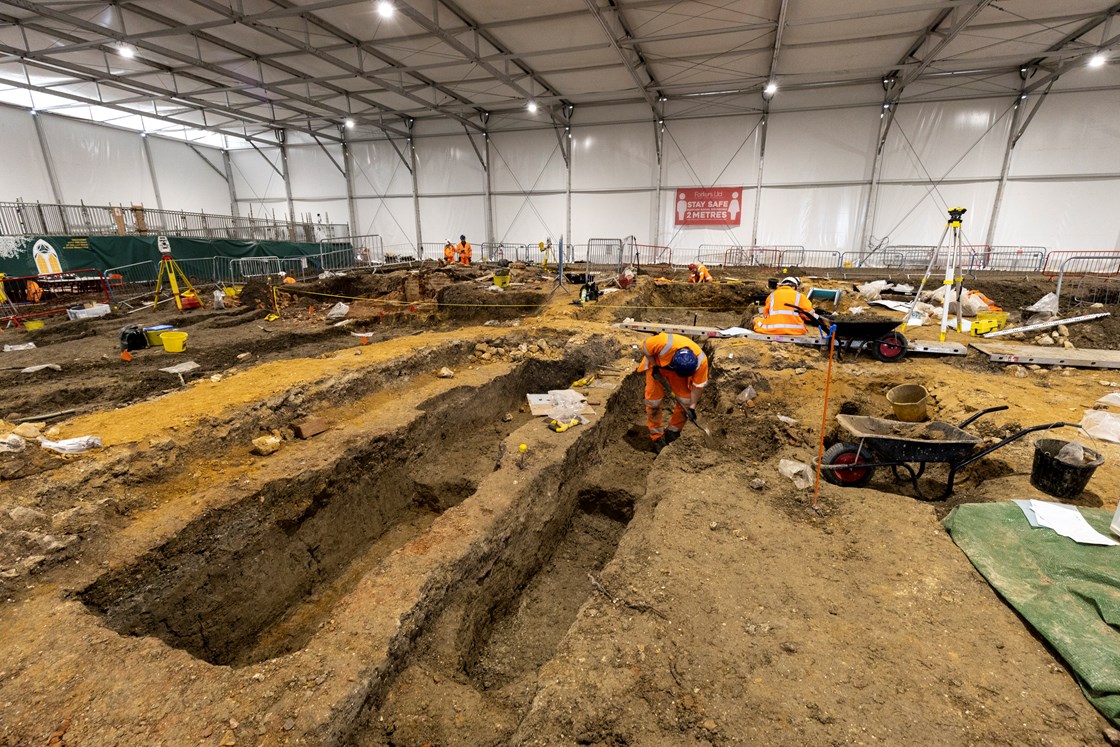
3,3,1120,744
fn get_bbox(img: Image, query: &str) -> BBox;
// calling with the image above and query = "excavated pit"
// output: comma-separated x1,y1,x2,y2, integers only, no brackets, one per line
352,376,653,746
79,354,608,667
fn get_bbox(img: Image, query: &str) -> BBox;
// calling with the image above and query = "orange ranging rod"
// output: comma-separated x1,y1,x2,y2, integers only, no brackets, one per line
812,326,838,511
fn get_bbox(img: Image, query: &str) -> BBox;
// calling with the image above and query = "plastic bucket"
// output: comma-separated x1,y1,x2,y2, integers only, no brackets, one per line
1031,438,1103,499
144,325,174,347
493,272,510,288
160,331,189,353
886,384,929,422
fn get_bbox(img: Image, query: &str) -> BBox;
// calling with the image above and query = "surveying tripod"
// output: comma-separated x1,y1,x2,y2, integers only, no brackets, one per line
153,254,198,310
899,206,969,341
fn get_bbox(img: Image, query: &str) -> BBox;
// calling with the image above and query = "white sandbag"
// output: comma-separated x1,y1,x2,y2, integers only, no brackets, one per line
325,301,350,320
1081,410,1120,444
38,435,102,454
1026,293,1059,315
778,458,813,490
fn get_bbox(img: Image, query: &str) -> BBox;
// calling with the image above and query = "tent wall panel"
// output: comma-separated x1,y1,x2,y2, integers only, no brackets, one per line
757,185,868,252
38,114,157,206
571,123,657,190
490,130,567,193
0,108,54,202
870,182,998,248
997,180,1120,252
662,116,760,189
349,140,414,197
764,109,879,184
416,133,486,194
572,191,654,244
354,196,416,247
881,99,1012,181
229,147,287,203
418,195,486,248
286,144,347,200
1009,90,1120,177
492,193,565,244
145,136,230,215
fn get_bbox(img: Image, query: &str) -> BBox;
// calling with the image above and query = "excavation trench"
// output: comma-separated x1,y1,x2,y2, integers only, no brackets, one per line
352,374,653,747
79,352,612,667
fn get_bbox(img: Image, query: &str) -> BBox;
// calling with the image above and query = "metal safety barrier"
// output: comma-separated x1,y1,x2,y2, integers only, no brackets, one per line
1,268,112,326
1055,254,1120,307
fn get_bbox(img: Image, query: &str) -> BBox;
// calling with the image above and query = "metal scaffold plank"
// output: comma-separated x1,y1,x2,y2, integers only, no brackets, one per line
971,342,1120,369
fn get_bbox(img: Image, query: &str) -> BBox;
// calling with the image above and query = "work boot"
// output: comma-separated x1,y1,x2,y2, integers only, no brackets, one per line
664,430,681,445
651,438,666,455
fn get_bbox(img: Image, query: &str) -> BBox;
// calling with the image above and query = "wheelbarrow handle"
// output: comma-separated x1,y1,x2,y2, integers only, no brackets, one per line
957,405,1009,429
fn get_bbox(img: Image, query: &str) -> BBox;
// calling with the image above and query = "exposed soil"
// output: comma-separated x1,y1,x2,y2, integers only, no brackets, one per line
1,266,1119,747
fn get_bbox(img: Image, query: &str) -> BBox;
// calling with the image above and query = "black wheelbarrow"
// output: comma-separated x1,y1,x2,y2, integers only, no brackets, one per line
786,305,908,362
819,406,1077,500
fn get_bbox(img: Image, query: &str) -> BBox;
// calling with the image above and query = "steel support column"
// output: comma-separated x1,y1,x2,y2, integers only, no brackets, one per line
140,135,164,210
342,139,358,237
278,130,296,231
30,112,61,204
408,128,423,251
223,149,239,218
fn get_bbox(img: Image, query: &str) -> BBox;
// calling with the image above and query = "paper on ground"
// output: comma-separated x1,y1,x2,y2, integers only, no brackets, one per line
1028,499,1118,546
1012,499,1041,527
1098,392,1120,407
718,326,752,337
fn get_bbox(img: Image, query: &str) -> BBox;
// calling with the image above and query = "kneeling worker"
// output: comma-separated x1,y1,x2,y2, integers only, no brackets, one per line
638,332,708,453
753,276,812,335
688,262,713,283
456,235,472,266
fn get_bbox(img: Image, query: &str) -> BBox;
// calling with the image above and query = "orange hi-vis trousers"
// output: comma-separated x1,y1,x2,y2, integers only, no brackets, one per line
645,368,691,440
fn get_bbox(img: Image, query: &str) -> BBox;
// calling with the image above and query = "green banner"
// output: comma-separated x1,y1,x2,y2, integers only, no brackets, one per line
0,235,328,278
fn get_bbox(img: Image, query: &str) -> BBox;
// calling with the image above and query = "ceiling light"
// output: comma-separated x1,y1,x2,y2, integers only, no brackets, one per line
117,44,135,59
763,81,777,96
345,118,355,128
527,100,538,113
1089,53,1107,68
377,1,393,19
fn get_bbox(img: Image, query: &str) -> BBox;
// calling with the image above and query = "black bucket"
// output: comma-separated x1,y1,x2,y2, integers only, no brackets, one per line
1030,438,1103,499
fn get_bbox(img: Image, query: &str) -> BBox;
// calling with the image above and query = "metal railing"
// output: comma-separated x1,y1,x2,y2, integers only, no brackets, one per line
1055,254,1120,307
0,200,348,242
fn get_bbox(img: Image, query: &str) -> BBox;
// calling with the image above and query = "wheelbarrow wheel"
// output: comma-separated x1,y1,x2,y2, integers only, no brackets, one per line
872,331,908,363
821,443,875,487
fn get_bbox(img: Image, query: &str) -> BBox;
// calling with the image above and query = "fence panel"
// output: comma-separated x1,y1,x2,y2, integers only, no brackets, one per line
1,268,112,325
229,256,282,282
585,238,623,270
630,243,671,266
1055,254,1120,307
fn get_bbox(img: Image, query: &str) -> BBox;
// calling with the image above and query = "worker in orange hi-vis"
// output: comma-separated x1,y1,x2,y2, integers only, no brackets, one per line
637,332,709,454
688,262,713,283
443,241,455,265
25,280,43,302
457,234,472,266
753,276,812,335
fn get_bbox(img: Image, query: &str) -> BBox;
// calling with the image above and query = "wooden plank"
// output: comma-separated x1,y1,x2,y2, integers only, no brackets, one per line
970,342,1120,369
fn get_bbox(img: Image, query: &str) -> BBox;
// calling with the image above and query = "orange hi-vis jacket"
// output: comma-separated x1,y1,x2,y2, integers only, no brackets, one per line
690,264,713,283
753,286,812,335
457,241,472,265
444,244,455,263
637,333,709,388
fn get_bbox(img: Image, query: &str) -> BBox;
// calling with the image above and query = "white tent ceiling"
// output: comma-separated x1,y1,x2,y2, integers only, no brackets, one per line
0,0,1115,145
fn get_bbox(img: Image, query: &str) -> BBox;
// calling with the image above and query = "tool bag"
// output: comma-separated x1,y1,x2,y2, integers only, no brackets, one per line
119,325,148,351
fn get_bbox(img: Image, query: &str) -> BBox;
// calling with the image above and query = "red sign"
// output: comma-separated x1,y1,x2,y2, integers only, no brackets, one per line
673,187,743,226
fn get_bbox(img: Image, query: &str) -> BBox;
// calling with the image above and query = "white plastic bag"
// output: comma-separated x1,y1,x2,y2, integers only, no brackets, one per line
325,302,350,320
736,386,757,404
778,458,813,490
212,290,225,309
856,280,889,301
1081,410,1120,444
546,389,587,421
38,435,102,454
0,434,26,453
1026,293,1059,315
1056,441,1086,466
3,343,35,352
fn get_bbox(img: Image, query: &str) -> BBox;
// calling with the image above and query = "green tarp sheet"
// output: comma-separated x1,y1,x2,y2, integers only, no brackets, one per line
0,235,326,277
943,502,1120,725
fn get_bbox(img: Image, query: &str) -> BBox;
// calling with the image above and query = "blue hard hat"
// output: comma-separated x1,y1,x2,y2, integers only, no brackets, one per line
668,348,699,376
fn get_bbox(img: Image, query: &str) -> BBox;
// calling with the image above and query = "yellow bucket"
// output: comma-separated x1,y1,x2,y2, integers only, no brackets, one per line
23,320,44,331
886,384,929,422
160,331,189,353
493,273,510,288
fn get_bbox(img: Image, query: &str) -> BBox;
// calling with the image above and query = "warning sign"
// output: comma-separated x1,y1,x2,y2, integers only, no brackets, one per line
673,187,743,226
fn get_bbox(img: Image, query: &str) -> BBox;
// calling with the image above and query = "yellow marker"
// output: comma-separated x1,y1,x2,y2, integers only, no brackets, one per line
519,443,527,453
518,443,528,470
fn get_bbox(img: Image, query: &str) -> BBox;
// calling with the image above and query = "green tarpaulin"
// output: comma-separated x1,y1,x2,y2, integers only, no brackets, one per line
944,502,1120,725
0,235,328,277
